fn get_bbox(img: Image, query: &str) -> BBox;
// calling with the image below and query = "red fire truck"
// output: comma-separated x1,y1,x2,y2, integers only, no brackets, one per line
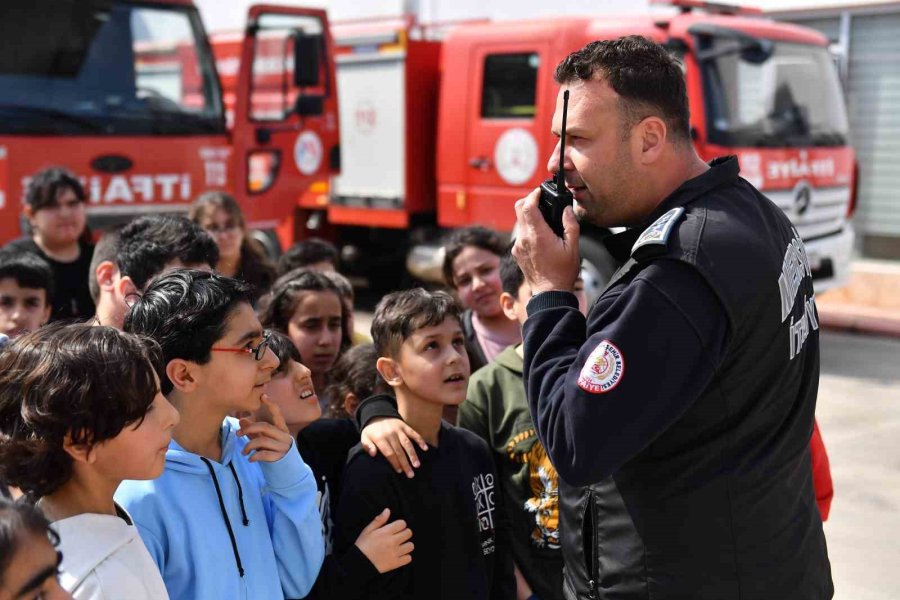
214,1,857,295
0,0,340,253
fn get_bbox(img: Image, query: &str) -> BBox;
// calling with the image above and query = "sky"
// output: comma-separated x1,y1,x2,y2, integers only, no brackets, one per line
195,0,889,33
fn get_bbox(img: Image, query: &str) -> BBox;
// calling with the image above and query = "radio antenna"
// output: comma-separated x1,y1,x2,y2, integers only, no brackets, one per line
556,90,570,190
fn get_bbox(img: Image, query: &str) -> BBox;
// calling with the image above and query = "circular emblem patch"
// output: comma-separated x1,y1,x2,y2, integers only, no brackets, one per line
294,130,323,175
577,340,624,394
494,128,538,185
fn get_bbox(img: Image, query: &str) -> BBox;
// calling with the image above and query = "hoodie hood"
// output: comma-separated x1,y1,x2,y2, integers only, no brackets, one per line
164,417,243,474
494,344,524,375
54,509,135,589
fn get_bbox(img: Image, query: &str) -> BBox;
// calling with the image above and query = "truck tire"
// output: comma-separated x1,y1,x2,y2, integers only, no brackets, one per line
249,229,281,261
579,235,619,306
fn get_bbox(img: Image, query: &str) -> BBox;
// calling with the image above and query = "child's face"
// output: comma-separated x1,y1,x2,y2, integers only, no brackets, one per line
93,386,180,481
0,532,70,600
500,280,533,327
452,246,503,319
286,291,343,377
203,302,280,412
27,187,85,247
391,317,470,407
200,207,243,263
265,359,321,431
0,278,50,339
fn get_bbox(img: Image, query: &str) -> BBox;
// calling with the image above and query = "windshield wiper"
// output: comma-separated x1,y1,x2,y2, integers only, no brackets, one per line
0,103,106,133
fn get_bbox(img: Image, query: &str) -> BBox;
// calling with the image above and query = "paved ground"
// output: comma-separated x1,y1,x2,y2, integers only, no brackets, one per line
355,307,899,596
817,330,900,599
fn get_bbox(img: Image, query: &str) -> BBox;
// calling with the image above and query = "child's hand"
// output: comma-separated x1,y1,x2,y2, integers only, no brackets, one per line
354,508,414,574
360,417,428,478
238,394,293,462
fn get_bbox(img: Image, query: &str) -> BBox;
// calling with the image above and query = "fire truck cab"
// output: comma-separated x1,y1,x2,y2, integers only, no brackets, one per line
0,0,340,252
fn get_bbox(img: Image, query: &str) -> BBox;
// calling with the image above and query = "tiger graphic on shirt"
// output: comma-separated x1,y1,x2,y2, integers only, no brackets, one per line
507,428,560,549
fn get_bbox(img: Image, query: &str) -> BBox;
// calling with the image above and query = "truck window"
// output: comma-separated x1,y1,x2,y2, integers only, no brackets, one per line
249,13,328,122
481,53,539,119
0,0,223,136
700,39,848,147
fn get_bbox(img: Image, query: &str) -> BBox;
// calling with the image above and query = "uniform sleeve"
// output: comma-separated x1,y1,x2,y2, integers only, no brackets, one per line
522,260,730,486
259,438,326,598
333,458,411,599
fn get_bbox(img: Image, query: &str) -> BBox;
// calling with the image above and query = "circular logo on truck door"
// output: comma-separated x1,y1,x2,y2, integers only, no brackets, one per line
494,128,538,185
294,131,323,175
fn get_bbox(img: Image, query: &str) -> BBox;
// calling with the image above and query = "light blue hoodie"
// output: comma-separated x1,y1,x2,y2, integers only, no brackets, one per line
115,418,324,600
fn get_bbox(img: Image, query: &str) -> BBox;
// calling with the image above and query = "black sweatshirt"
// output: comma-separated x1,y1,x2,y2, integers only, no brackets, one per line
296,418,380,600
334,422,516,600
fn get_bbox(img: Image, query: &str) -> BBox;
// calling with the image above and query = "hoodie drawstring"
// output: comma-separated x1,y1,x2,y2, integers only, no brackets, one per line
200,457,245,578
228,462,250,526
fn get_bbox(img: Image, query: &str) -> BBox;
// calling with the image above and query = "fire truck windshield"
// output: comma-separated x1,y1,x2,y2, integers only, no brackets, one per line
0,0,224,135
700,39,849,148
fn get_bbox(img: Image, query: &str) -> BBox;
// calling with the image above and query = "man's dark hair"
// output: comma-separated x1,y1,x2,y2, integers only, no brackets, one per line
88,230,120,303
0,250,54,302
499,246,525,296
0,323,163,497
24,167,86,211
441,226,507,287
555,36,690,142
267,330,302,377
124,269,252,395
325,343,390,419
116,216,219,291
260,268,351,353
372,288,462,358
0,498,59,582
277,238,339,276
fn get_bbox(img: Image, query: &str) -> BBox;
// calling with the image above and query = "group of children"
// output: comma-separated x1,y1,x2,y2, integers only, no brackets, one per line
0,184,578,600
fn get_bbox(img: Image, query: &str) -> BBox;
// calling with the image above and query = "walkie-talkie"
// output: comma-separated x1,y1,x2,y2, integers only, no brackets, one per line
539,89,573,237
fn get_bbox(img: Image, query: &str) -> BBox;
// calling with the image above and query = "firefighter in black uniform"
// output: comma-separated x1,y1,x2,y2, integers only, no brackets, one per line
512,37,832,599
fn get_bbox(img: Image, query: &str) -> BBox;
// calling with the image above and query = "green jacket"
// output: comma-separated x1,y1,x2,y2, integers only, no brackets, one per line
460,345,563,600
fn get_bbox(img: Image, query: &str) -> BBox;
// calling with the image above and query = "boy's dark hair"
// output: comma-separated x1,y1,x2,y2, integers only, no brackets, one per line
88,230,120,303
325,343,389,419
499,246,525,296
116,216,219,291
441,226,506,287
0,250,54,302
0,499,59,581
24,166,86,211
0,323,163,497
267,330,302,377
124,269,253,395
260,268,351,352
277,238,339,276
372,288,463,358
555,36,690,142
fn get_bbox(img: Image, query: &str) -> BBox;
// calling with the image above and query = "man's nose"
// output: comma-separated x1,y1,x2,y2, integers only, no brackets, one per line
546,141,572,176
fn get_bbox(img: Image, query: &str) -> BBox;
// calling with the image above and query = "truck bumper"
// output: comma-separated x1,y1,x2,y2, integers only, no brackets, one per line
806,225,855,294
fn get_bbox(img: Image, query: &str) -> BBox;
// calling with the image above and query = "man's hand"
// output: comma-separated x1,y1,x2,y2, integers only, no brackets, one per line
238,394,294,462
513,188,581,295
360,417,428,478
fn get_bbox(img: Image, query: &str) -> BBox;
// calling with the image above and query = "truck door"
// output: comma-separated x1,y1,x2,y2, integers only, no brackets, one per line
231,6,339,229
464,44,550,231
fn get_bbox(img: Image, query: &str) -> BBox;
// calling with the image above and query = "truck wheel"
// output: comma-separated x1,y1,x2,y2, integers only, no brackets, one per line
249,229,281,261
579,235,619,306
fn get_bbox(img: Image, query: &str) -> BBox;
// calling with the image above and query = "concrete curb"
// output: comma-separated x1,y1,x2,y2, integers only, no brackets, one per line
818,305,900,339
817,259,900,339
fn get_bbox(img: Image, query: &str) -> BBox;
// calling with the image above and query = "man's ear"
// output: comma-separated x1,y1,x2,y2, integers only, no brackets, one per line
376,357,403,389
116,275,138,304
22,205,35,226
166,359,199,393
343,392,360,417
95,261,118,292
62,434,97,465
637,117,667,165
499,292,518,322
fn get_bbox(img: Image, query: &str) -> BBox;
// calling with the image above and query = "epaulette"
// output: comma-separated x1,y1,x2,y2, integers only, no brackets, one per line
630,207,685,261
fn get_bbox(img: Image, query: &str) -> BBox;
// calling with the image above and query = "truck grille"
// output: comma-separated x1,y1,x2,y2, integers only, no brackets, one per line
762,185,849,242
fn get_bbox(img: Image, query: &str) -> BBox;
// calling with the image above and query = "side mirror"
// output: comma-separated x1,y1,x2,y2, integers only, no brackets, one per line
294,94,324,116
292,31,321,87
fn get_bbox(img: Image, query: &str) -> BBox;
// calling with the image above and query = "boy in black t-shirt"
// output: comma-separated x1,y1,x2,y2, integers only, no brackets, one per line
335,288,515,600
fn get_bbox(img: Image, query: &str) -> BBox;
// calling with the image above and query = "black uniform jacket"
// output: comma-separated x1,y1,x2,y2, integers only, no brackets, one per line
523,157,832,600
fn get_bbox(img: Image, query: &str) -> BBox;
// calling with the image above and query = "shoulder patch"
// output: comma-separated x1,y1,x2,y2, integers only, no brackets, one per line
577,340,625,394
631,207,685,257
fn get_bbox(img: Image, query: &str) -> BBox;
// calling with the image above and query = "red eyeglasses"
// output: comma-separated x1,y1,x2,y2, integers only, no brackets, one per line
211,331,271,361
